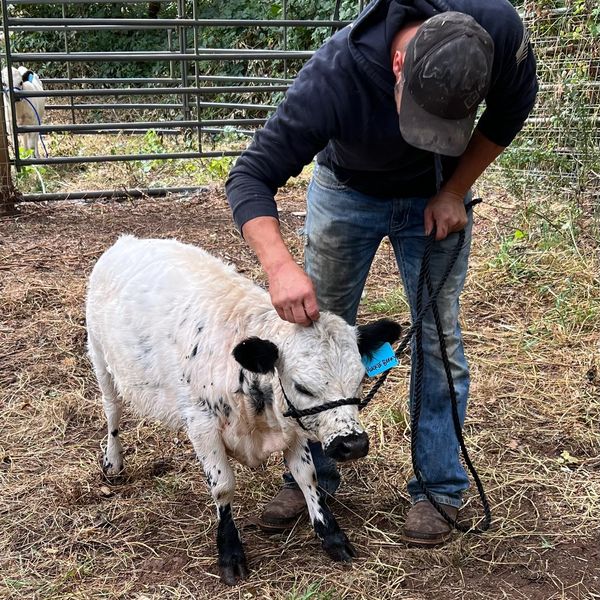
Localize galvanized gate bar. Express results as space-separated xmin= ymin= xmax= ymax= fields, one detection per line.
xmin=12 ymin=86 xmax=289 ymax=98
xmin=19 ymin=150 xmax=243 ymax=165
xmin=22 ymin=186 xmax=210 ymax=202
xmin=12 ymin=50 xmax=315 ymax=61
xmin=9 ymin=18 xmax=348 ymax=27
xmin=43 ymin=76 xmax=293 ymax=84
xmin=19 ymin=118 xmax=268 ymax=133
xmin=44 ymin=102 xmax=277 ymax=111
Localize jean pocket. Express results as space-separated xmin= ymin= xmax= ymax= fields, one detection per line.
xmin=313 ymin=164 xmax=350 ymax=192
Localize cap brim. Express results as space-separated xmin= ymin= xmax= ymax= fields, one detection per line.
xmin=398 ymin=84 xmax=475 ymax=157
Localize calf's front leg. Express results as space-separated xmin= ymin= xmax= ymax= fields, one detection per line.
xmin=284 ymin=439 xmax=357 ymax=562
xmin=187 ymin=423 xmax=248 ymax=585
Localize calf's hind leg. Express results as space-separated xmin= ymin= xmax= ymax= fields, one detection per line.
xmin=88 ymin=335 xmax=124 ymax=475
xmin=187 ymin=421 xmax=248 ymax=585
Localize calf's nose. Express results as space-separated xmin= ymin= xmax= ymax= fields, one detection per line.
xmin=325 ymin=432 xmax=369 ymax=462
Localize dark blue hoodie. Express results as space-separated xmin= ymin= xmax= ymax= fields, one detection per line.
xmin=226 ymin=0 xmax=538 ymax=231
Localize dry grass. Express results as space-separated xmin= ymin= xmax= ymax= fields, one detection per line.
xmin=14 ymin=130 xmax=241 ymax=196
xmin=1 ymin=183 xmax=599 ymax=600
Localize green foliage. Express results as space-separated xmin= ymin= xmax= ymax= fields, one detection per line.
xmin=5 ymin=0 xmax=359 ymax=82
xmin=131 ymin=129 xmax=166 ymax=173
xmin=538 ymin=278 xmax=600 ymax=332
xmin=204 ymin=156 xmax=235 ymax=179
xmin=8 ymin=2 xmax=179 ymax=79
xmin=488 ymin=229 xmax=529 ymax=281
xmin=287 ymin=582 xmax=338 ymax=600
xmin=15 ymin=148 xmax=48 ymax=192
xmin=495 ymin=2 xmax=599 ymax=211
xmin=363 ymin=287 xmax=409 ymax=316
xmin=140 ymin=129 xmax=165 ymax=154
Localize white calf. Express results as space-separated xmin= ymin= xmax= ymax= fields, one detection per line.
xmin=86 ymin=235 xmax=400 ymax=585
xmin=1 ymin=66 xmax=46 ymax=158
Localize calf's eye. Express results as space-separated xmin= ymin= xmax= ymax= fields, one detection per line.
xmin=294 ymin=383 xmax=316 ymax=397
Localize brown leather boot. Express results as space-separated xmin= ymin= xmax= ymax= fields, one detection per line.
xmin=255 ymin=486 xmax=307 ymax=533
xmin=401 ymin=500 xmax=458 ymax=546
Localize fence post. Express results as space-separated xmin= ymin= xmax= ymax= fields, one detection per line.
xmin=0 ymin=91 xmax=20 ymax=215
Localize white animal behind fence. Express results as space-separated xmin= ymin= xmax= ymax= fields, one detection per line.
xmin=86 ymin=235 xmax=401 ymax=585
xmin=1 ymin=65 xmax=46 ymax=158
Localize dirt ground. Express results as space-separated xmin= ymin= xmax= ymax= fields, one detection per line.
xmin=1 ymin=185 xmax=599 ymax=600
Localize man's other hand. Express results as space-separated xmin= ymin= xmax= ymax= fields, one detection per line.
xmin=424 ymin=190 xmax=468 ymax=241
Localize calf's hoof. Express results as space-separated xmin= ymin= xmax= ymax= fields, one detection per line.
xmin=101 ymin=456 xmax=123 ymax=477
xmin=218 ymin=552 xmax=249 ymax=586
xmin=322 ymin=531 xmax=357 ymax=562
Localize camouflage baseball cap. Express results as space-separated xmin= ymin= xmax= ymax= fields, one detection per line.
xmin=398 ymin=12 xmax=494 ymax=156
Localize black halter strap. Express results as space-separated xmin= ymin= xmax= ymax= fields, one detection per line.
xmin=279 ymin=376 xmax=363 ymax=431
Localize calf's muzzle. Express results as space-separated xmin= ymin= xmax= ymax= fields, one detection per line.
xmin=325 ymin=431 xmax=369 ymax=462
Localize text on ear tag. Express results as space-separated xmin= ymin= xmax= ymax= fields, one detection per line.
xmin=361 ymin=342 xmax=398 ymax=377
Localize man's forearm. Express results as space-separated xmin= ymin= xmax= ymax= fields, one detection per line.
xmin=241 ymin=215 xmax=320 ymax=325
xmin=241 ymin=216 xmax=297 ymax=276
xmin=442 ymin=128 xmax=505 ymax=196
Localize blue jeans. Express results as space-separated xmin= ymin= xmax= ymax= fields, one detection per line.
xmin=284 ymin=164 xmax=471 ymax=508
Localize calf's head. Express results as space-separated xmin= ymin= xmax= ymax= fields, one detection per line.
xmin=232 ymin=314 xmax=401 ymax=462
xmin=1 ymin=67 xmax=34 ymax=93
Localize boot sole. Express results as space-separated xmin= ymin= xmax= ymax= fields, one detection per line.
xmin=399 ymin=531 xmax=452 ymax=547
xmin=250 ymin=511 xmax=307 ymax=534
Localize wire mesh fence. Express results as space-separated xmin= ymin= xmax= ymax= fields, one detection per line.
xmin=492 ymin=2 xmax=599 ymax=204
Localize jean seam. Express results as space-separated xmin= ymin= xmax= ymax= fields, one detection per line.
xmin=313 ymin=164 xmax=350 ymax=193
xmin=412 ymin=493 xmax=463 ymax=509
xmin=389 ymin=196 xmax=411 ymax=233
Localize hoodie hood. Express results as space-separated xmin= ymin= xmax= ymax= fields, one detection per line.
xmin=348 ymin=0 xmax=446 ymax=96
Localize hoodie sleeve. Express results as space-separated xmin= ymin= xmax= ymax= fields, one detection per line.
xmin=475 ymin=8 xmax=538 ymax=147
xmin=225 ymin=48 xmax=341 ymax=232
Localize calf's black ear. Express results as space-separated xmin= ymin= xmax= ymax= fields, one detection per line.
xmin=357 ymin=318 xmax=402 ymax=358
xmin=233 ymin=337 xmax=279 ymax=374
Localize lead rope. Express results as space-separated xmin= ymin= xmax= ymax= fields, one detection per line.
xmin=412 ymin=213 xmax=492 ymax=533
xmin=280 ymin=195 xmax=492 ymax=533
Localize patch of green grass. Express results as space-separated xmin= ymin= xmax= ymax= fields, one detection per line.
xmin=487 ymin=228 xmax=530 ymax=280
xmin=383 ymin=406 xmax=407 ymax=428
xmin=14 ymin=148 xmax=50 ymax=193
xmin=287 ymin=582 xmax=338 ymax=600
xmin=362 ymin=287 xmax=408 ymax=315
xmin=537 ymin=278 xmax=600 ymax=334
xmin=3 ymin=577 xmax=35 ymax=590
xmin=204 ymin=155 xmax=235 ymax=180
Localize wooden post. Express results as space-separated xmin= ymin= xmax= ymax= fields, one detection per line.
xmin=0 ymin=90 xmax=20 ymax=216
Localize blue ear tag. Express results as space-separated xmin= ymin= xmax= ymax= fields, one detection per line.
xmin=361 ymin=342 xmax=399 ymax=377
